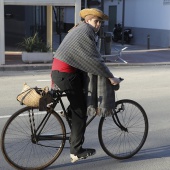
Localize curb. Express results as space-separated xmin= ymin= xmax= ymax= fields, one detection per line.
xmin=1 ymin=62 xmax=170 ymax=71
xmin=123 ymin=48 xmax=170 ymax=53
xmin=0 ymin=64 xmax=52 ymax=71
xmin=106 ymin=62 xmax=170 ymax=67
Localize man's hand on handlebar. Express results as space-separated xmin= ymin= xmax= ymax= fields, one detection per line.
xmin=108 ymin=77 xmax=124 ymax=85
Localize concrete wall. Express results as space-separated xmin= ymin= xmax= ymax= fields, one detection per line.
xmin=131 ymin=27 xmax=170 ymax=48
xmin=125 ymin=0 xmax=170 ymax=29
xmin=125 ymin=0 xmax=170 ymax=47
xmin=104 ymin=0 xmax=170 ymax=47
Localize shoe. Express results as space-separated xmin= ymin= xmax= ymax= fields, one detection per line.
xmin=70 ymin=148 xmax=96 ymax=163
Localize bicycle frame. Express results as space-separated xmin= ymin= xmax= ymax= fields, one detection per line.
xmin=52 ymin=90 xmax=99 ymax=129
xmin=29 ymin=109 xmax=65 ymax=143
xmin=29 ymin=89 xmax=127 ymax=143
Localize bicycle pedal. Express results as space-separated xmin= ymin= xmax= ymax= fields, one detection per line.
xmin=59 ymin=111 xmax=65 ymax=117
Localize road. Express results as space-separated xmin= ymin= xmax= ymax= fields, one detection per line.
xmin=0 ymin=65 xmax=170 ymax=170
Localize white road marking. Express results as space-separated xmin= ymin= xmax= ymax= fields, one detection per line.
xmin=0 ymin=110 xmax=63 ymax=119
xmin=0 ymin=115 xmax=11 ymax=119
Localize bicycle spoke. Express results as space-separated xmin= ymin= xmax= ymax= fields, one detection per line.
xmin=98 ymin=99 xmax=148 ymax=159
xmin=1 ymin=107 xmax=66 ymax=170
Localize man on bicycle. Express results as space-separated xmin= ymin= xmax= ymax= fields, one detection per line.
xmin=51 ymin=8 xmax=121 ymax=163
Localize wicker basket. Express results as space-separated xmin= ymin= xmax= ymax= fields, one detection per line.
xmin=17 ymin=83 xmax=45 ymax=107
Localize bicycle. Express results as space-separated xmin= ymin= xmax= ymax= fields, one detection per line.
xmin=1 ymin=83 xmax=149 ymax=170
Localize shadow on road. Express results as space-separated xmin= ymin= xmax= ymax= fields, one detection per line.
xmin=123 ymin=145 xmax=170 ymax=163
xmin=47 ymin=144 xmax=170 ymax=169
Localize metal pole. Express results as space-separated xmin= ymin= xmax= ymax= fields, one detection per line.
xmin=147 ymin=34 xmax=150 ymax=49
xmin=99 ymin=0 xmax=105 ymax=54
xmin=59 ymin=7 xmax=62 ymax=44
xmin=84 ymin=0 xmax=87 ymax=8
xmin=121 ymin=0 xmax=125 ymax=45
xmin=47 ymin=6 xmax=52 ymax=51
xmin=0 ymin=0 xmax=5 ymax=64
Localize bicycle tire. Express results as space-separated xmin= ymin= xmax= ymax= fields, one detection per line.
xmin=1 ymin=107 xmax=66 ymax=170
xmin=98 ymin=99 xmax=148 ymax=160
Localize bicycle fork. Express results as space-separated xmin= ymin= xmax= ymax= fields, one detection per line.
xmin=112 ymin=103 xmax=128 ymax=132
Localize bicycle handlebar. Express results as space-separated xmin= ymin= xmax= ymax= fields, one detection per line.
xmin=119 ymin=77 xmax=124 ymax=81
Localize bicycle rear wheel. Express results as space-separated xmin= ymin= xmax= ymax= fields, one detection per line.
xmin=1 ymin=107 xmax=66 ymax=170
xmin=98 ymin=99 xmax=148 ymax=160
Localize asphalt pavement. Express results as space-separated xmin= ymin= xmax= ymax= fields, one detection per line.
xmin=1 ymin=43 xmax=170 ymax=71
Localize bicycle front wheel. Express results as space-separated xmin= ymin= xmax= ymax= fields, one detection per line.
xmin=98 ymin=99 xmax=148 ymax=160
xmin=1 ymin=107 xmax=66 ymax=170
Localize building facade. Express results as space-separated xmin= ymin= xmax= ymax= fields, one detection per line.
xmin=104 ymin=0 xmax=170 ymax=47
xmin=0 ymin=0 xmax=81 ymax=65
xmin=4 ymin=0 xmax=87 ymax=50
xmin=56 ymin=0 xmax=170 ymax=48
xmin=3 ymin=0 xmax=170 ymax=50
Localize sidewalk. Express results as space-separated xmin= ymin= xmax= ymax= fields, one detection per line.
xmin=1 ymin=43 xmax=170 ymax=71
xmin=105 ymin=43 xmax=170 ymax=65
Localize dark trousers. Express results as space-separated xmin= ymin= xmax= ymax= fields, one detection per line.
xmin=51 ymin=70 xmax=87 ymax=154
